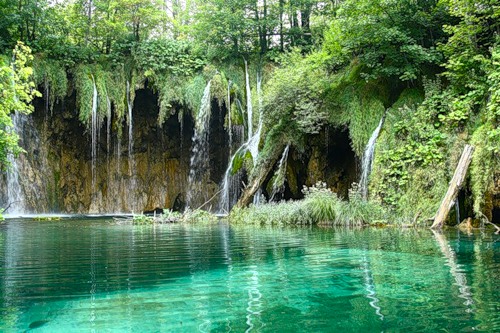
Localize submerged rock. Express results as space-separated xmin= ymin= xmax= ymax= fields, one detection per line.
xmin=28 ymin=320 xmax=49 ymax=330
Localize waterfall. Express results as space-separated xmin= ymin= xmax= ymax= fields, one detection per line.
xmin=236 ymin=99 xmax=245 ymax=140
xmin=218 ymin=68 xmax=264 ymax=211
xmin=219 ymin=153 xmax=238 ymax=214
xmin=186 ymin=80 xmax=212 ymax=209
xmin=270 ymin=144 xmax=290 ymax=201
xmin=455 ymin=200 xmax=461 ymax=225
xmin=126 ymin=80 xmax=134 ymax=164
xmin=218 ymin=126 xmax=245 ymax=214
xmin=106 ymin=95 xmax=112 ymax=154
xmin=126 ymin=80 xmax=137 ymax=212
xmin=248 ymin=71 xmax=263 ymax=165
xmin=91 ymin=76 xmax=98 ymax=192
xmin=4 ymin=112 xmax=26 ymax=215
xmin=251 ymin=70 xmax=264 ymax=206
xmin=227 ymin=80 xmax=232 ymax=154
xmin=359 ymin=116 xmax=384 ymax=199
xmin=245 ymin=60 xmax=253 ymax=140
xmin=218 ymin=81 xmax=234 ymax=214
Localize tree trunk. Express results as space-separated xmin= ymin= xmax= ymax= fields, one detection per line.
xmin=301 ymin=4 xmax=312 ymax=45
xmin=236 ymin=145 xmax=284 ymax=207
xmin=261 ymin=0 xmax=268 ymax=54
xmin=279 ymin=0 xmax=284 ymax=51
xmin=86 ymin=0 xmax=93 ymax=45
xmin=431 ymin=144 xmax=475 ymax=229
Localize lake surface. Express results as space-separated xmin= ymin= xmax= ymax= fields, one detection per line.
xmin=0 ymin=218 xmax=499 ymax=332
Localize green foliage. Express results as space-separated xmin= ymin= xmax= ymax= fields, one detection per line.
xmin=470 ymin=126 xmax=497 ymax=214
xmin=0 ymin=42 xmax=40 ymax=169
xmin=469 ymin=44 xmax=500 ymax=213
xmin=33 ymin=57 xmax=68 ymax=112
xmin=230 ymin=182 xmax=386 ymax=226
xmin=264 ymin=50 xmax=329 ymax=139
xmin=371 ymin=83 xmax=448 ymax=208
xmin=156 ymin=75 xmax=193 ymax=126
xmin=230 ymin=200 xmax=313 ymax=226
xmin=132 ymin=214 xmax=155 ymax=224
xmin=73 ymin=64 xmax=131 ymax=131
xmin=321 ymin=61 xmax=389 ymax=156
xmin=182 ymin=209 xmax=218 ymax=224
xmin=337 ymin=185 xmax=387 ymax=226
xmin=74 ymin=65 xmax=97 ymax=126
xmin=324 ymin=0 xmax=446 ymax=81
xmin=134 ymin=39 xmax=206 ymax=77
xmin=160 ymin=209 xmax=183 ymax=223
xmin=302 ymin=182 xmax=342 ymax=224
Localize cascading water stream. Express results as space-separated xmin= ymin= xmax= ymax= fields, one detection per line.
xmin=227 ymin=80 xmax=232 ymax=154
xmin=359 ymin=116 xmax=384 ymax=200
xmin=186 ymin=80 xmax=212 ymax=209
xmin=126 ymin=80 xmax=134 ymax=169
xmin=106 ymin=95 xmax=112 ymax=154
xmin=270 ymin=144 xmax=290 ymax=201
xmin=5 ymin=112 xmax=26 ymax=215
xmin=245 ymin=60 xmax=253 ymax=140
xmin=91 ymin=76 xmax=98 ymax=193
xmin=218 ymin=126 xmax=244 ymax=214
xmin=4 ymin=61 xmax=26 ymax=215
xmin=219 ymin=154 xmax=238 ymax=214
xmin=251 ymin=70 xmax=264 ymax=205
xmin=126 ymin=80 xmax=137 ymax=212
xmin=218 ymin=67 xmax=265 ymax=211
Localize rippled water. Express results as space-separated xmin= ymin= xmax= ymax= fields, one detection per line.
xmin=0 ymin=218 xmax=499 ymax=332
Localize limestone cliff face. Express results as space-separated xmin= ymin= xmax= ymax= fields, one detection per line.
xmin=262 ymin=128 xmax=357 ymax=201
xmin=1 ymin=86 xmax=398 ymax=216
xmin=0 ymin=87 xmax=228 ymax=214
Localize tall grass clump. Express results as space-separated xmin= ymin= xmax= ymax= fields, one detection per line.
xmin=229 ymin=182 xmax=387 ymax=226
xmin=302 ymin=182 xmax=342 ymax=224
xmin=336 ymin=184 xmax=387 ymax=226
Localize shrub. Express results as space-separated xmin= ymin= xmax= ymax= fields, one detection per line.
xmin=182 ymin=208 xmax=218 ymax=224
xmin=229 ymin=182 xmax=387 ymax=226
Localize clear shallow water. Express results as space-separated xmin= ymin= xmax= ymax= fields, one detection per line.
xmin=0 ymin=219 xmax=499 ymax=332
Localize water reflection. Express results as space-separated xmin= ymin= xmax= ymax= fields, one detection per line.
xmin=361 ymin=252 xmax=384 ymax=320
xmin=432 ymin=230 xmax=474 ymax=310
xmin=245 ymin=265 xmax=263 ymax=332
xmin=0 ymin=220 xmax=498 ymax=332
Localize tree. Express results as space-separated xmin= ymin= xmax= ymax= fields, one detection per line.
xmin=0 ymin=42 xmax=40 ymax=169
xmin=324 ymin=0 xmax=448 ymax=81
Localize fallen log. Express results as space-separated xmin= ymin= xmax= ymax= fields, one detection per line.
xmin=236 ymin=144 xmax=285 ymax=207
xmin=431 ymin=144 xmax=475 ymax=229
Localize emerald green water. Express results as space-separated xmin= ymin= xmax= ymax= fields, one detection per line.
xmin=0 ymin=219 xmax=499 ymax=332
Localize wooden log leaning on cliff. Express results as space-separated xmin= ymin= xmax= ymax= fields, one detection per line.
xmin=236 ymin=145 xmax=284 ymax=208
xmin=431 ymin=144 xmax=475 ymax=229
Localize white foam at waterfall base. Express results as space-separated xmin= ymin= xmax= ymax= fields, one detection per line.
xmin=359 ymin=116 xmax=384 ymax=199
xmin=187 ymin=81 xmax=212 ymax=208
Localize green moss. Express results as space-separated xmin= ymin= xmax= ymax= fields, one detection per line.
xmin=470 ymin=125 xmax=499 ymax=214
xmin=33 ymin=57 xmax=68 ymax=112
